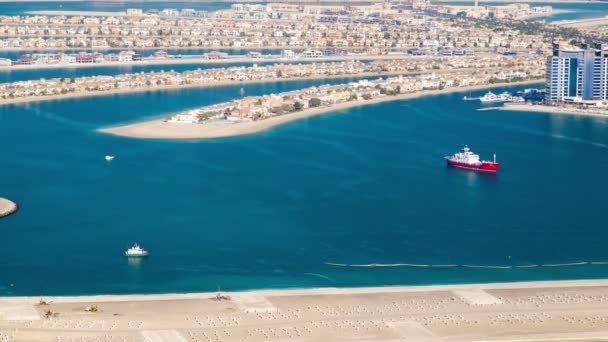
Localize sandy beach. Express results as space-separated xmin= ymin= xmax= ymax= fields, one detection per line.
xmin=555 ymin=17 xmax=608 ymax=28
xmin=99 ymin=80 xmax=543 ymax=140
xmin=3 ymin=279 xmax=608 ymax=341
xmin=0 ymin=197 xmax=17 ymax=218
xmin=499 ymin=103 xmax=608 ymax=118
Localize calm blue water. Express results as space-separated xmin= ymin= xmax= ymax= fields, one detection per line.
xmin=0 ymin=1 xmax=233 ymax=16
xmin=1 ymin=81 xmax=608 ymax=296
xmin=445 ymin=2 xmax=608 ymax=22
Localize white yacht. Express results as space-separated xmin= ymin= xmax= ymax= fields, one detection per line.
xmin=479 ymin=91 xmax=511 ymax=103
xmin=105 ymin=155 xmax=115 ymax=162
xmin=125 ymin=243 xmax=148 ymax=257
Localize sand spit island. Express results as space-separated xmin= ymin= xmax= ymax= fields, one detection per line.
xmin=100 ymin=72 xmax=543 ymax=140
xmin=497 ymin=103 xmax=608 ymax=117
xmin=0 ymin=55 xmax=544 ymax=106
xmin=0 ymin=197 xmax=17 ymax=218
xmin=3 ymin=280 xmax=608 ymax=341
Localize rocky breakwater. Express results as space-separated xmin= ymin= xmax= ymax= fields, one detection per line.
xmin=0 ymin=197 xmax=18 ymax=218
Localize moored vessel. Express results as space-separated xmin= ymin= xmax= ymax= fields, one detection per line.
xmin=125 ymin=243 xmax=148 ymax=257
xmin=445 ymin=146 xmax=499 ymax=173
xmin=479 ymin=91 xmax=524 ymax=104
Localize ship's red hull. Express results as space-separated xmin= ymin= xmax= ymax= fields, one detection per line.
xmin=447 ymin=159 xmax=499 ymax=173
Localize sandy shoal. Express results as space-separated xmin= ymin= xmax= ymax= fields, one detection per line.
xmin=499 ymin=103 xmax=608 ymax=118
xmin=99 ymin=79 xmax=543 ymax=140
xmin=0 ymin=197 xmax=17 ymax=217
xmin=555 ymin=17 xmax=608 ymax=28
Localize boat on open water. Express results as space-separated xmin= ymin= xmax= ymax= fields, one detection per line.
xmin=445 ymin=146 xmax=499 ymax=173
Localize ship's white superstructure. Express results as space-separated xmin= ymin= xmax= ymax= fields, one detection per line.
xmin=125 ymin=243 xmax=148 ymax=257
xmin=479 ymin=91 xmax=524 ymax=104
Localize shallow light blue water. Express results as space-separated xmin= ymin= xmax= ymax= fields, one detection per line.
xmin=2 ymin=81 xmax=608 ymax=296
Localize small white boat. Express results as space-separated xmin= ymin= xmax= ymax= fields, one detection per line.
xmin=125 ymin=243 xmax=148 ymax=257
xmin=105 ymin=155 xmax=115 ymax=162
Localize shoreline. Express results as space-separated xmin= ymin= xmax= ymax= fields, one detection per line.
xmin=2 ymin=278 xmax=608 ymax=303
xmin=498 ymin=103 xmax=608 ymax=118
xmin=5 ymin=278 xmax=608 ymax=341
xmin=99 ymin=79 xmax=543 ymax=140
xmin=0 ymin=70 xmax=414 ymax=107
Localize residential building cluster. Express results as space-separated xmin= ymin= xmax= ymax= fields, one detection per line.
xmin=0 ymin=55 xmax=544 ymax=101
xmin=0 ymin=3 xmax=548 ymax=52
xmin=545 ymin=44 xmax=608 ymax=104
xmin=432 ymin=3 xmax=553 ymax=20
xmin=167 ymin=70 xmax=541 ymax=125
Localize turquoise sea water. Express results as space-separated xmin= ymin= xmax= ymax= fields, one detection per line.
xmin=2 ymin=81 xmax=608 ymax=296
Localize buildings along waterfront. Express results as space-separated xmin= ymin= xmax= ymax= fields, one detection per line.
xmin=546 ymin=44 xmax=608 ymax=104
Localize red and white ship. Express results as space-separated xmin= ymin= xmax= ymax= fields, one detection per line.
xmin=445 ymin=146 xmax=499 ymax=173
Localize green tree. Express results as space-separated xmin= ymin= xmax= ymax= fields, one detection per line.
xmin=308 ymin=98 xmax=321 ymax=107
xmin=293 ymin=101 xmax=303 ymax=111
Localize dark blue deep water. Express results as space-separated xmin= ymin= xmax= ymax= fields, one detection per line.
xmin=1 ymin=81 xmax=608 ymax=296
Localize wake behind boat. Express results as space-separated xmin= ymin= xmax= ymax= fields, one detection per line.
xmin=445 ymin=146 xmax=499 ymax=173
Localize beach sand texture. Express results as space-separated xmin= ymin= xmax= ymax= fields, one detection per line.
xmin=500 ymin=103 xmax=608 ymax=117
xmin=0 ymin=197 xmax=17 ymax=218
xmin=3 ymin=280 xmax=608 ymax=341
xmin=100 ymin=80 xmax=543 ymax=140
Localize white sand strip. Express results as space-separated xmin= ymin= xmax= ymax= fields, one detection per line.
xmin=141 ymin=330 xmax=187 ymax=342
xmin=231 ymin=294 xmax=278 ymax=313
xmin=387 ymin=320 xmax=436 ymax=340
xmin=100 ymin=80 xmax=543 ymax=140
xmin=452 ymin=289 xmax=503 ymax=305
xmin=499 ymin=103 xmax=608 ymax=118
xmin=0 ymin=300 xmax=40 ymax=320
xmin=4 ymin=279 xmax=608 ymax=306
xmin=0 ymin=197 xmax=17 ymax=218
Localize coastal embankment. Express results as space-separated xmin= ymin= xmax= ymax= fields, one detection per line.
xmin=99 ymin=80 xmax=543 ymax=140
xmin=3 ymin=280 xmax=608 ymax=341
xmin=498 ymin=103 xmax=608 ymax=117
xmin=0 ymin=197 xmax=17 ymax=218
